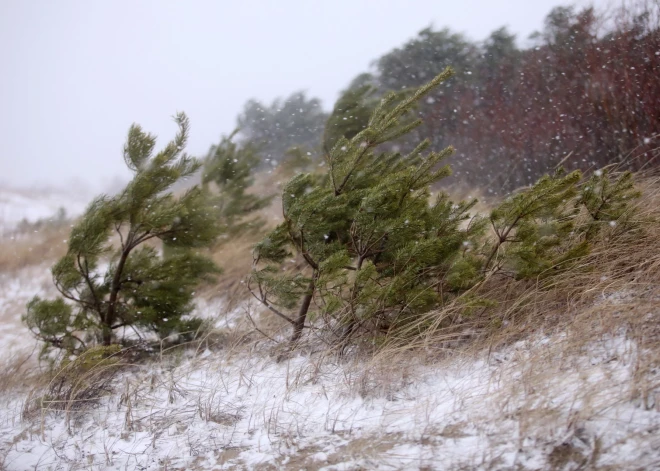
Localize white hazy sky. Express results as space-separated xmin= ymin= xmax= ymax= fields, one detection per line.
xmin=1 ymin=0 xmax=606 ymax=189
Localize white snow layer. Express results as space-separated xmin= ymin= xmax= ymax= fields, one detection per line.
xmin=1 ymin=335 xmax=659 ymax=469
xmin=0 ymin=268 xmax=658 ymax=470
xmin=0 ymin=187 xmax=88 ymax=232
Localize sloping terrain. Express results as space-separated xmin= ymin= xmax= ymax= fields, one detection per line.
xmin=0 ymin=186 xmax=90 ymax=234
xmin=1 ymin=177 xmax=659 ymax=470
xmin=1 ymin=268 xmax=658 ymax=470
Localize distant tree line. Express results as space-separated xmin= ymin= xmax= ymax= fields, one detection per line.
xmin=24 ymin=1 xmax=653 ymax=360
xmin=237 ymin=3 xmax=660 ymax=193
xmin=26 ymin=69 xmax=641 ymax=357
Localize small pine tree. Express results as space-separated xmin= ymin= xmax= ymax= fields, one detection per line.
xmin=483 ymin=168 xmax=584 ymax=278
xmin=201 ymin=131 xmax=271 ymax=236
xmin=577 ymin=168 xmax=641 ymax=239
xmin=481 ymin=167 xmax=641 ymax=280
xmin=24 ymin=113 xmax=221 ymax=356
xmin=250 ymin=67 xmax=484 ymax=344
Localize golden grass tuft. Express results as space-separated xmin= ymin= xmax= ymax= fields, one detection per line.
xmin=0 ymin=225 xmax=70 ymax=273
xmin=362 ymin=172 xmax=660 ymax=409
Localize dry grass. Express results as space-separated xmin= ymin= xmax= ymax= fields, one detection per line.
xmin=0 ymin=350 xmax=43 ymax=396
xmin=206 ymin=229 xmax=267 ymax=296
xmin=376 ymin=171 xmax=660 ymax=355
xmin=2 ymin=170 xmax=659 ymax=470
xmin=0 ymin=225 xmax=70 ymax=273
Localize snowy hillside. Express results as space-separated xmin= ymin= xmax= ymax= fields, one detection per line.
xmin=0 ymin=266 xmax=55 ymax=356
xmin=0 ymin=186 xmax=91 ymax=233
xmin=0 ymin=175 xmax=658 ymax=470
xmin=1 ymin=325 xmax=659 ymax=469
xmin=1 ymin=264 xmax=659 ymax=470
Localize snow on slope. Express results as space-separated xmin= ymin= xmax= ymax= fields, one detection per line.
xmin=1 ymin=295 xmax=659 ymax=470
xmin=1 ymin=259 xmax=659 ymax=470
xmin=0 ymin=186 xmax=90 ymax=233
xmin=0 ymin=265 xmax=56 ymax=356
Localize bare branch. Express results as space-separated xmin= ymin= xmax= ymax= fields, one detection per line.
xmin=247 ymin=277 xmax=296 ymax=325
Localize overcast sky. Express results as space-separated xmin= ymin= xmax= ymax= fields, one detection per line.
xmin=1 ymin=0 xmax=607 ymax=190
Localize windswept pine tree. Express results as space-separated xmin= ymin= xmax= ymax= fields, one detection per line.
xmin=577 ymin=168 xmax=641 ymax=240
xmin=201 ymin=131 xmax=271 ymax=236
xmin=480 ymin=167 xmax=641 ymax=280
xmin=249 ymin=67 xmax=642 ymax=347
xmin=24 ymin=113 xmax=221 ymax=356
xmin=483 ymin=168 xmax=585 ymax=278
xmin=250 ymin=67 xmax=484 ymax=345
xmin=322 ymin=81 xmax=377 ymax=153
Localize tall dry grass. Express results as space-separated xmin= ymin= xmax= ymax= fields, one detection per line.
xmin=0 ymin=225 xmax=70 ymax=273
xmin=356 ymin=171 xmax=660 ymax=415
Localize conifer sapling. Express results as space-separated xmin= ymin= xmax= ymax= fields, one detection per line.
xmin=250 ymin=67 xmax=483 ymax=345
xmin=24 ymin=113 xmax=221 ymax=356
xmin=201 ymin=131 xmax=271 ymax=237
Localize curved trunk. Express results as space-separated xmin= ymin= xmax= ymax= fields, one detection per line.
xmin=102 ymin=247 xmax=131 ymax=346
xmin=290 ymin=279 xmax=315 ymax=343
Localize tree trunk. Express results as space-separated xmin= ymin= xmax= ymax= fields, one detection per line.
xmin=103 ymin=247 xmax=131 ymax=346
xmin=101 ymin=326 xmax=113 ymax=347
xmin=338 ymin=319 xmax=357 ymax=356
xmin=290 ymin=279 xmax=315 ymax=343
xmin=338 ymin=255 xmax=363 ymax=352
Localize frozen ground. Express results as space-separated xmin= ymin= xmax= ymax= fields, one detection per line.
xmin=0 ymin=265 xmax=659 ymax=470
xmin=0 ymin=265 xmax=55 ymax=356
xmin=0 ymin=187 xmax=90 ymax=233
xmin=1 ymin=331 xmax=659 ymax=470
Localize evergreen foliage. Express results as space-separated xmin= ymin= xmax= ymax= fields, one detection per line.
xmin=323 ymin=82 xmax=377 ymax=153
xmin=250 ymin=67 xmax=484 ymax=344
xmin=482 ymin=168 xmax=641 ymax=280
xmin=24 ymin=113 xmax=221 ymax=357
xmin=237 ymin=92 xmax=328 ymax=164
xmin=250 ymin=69 xmax=641 ymax=347
xmin=376 ymin=27 xmax=478 ymax=91
xmin=577 ymin=168 xmax=641 ymax=239
xmin=484 ymin=169 xmax=584 ymax=278
xmin=201 ymin=132 xmax=271 ymax=236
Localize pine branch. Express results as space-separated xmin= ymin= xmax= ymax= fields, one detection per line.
xmin=247 ymin=277 xmax=296 ymax=326
xmin=77 ymin=254 xmax=103 ymax=316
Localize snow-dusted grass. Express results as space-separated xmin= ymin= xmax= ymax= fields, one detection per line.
xmin=2 ymin=175 xmax=660 ymax=470
xmin=1 ymin=298 xmax=659 ymax=470
xmin=0 ymin=187 xmax=89 ymax=234
xmin=0 ymin=265 xmax=56 ymax=356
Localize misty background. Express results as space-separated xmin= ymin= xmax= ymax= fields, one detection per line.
xmin=0 ymin=0 xmax=607 ymax=192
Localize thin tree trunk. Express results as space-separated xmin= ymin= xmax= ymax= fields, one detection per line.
xmin=103 ymin=247 xmax=131 ymax=346
xmin=338 ymin=254 xmax=364 ymax=352
xmin=290 ymin=279 xmax=315 ymax=343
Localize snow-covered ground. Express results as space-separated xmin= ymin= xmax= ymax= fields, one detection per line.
xmin=0 ymin=265 xmax=55 ymax=356
xmin=1 ymin=265 xmax=658 ymax=470
xmin=1 ymin=329 xmax=658 ymax=470
xmin=0 ymin=186 xmax=91 ymax=233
